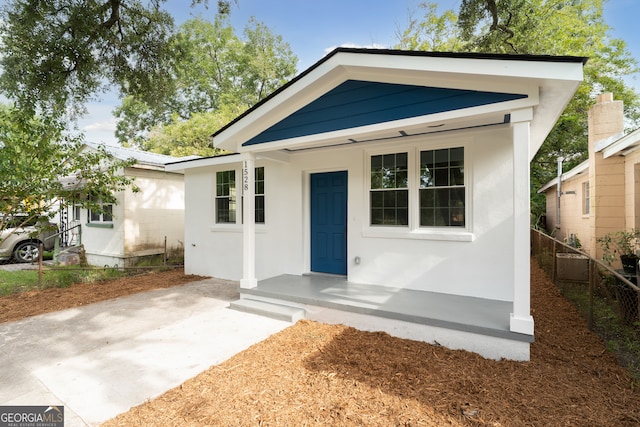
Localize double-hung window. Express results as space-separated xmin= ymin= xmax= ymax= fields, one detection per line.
xmin=216 ymin=167 xmax=265 ymax=224
xmin=368 ymin=145 xmax=467 ymax=234
xmin=370 ymin=153 xmax=409 ymax=226
xmin=255 ymin=167 xmax=265 ymax=224
xmin=216 ymin=170 xmax=236 ymax=223
xmin=419 ymin=147 xmax=465 ymax=227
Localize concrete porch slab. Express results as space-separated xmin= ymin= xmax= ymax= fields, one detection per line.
xmin=242 ymin=274 xmax=533 ymax=344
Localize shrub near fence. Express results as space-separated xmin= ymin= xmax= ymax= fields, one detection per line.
xmin=531 ymin=228 xmax=640 ymax=380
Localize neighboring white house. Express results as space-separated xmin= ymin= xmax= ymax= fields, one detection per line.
xmin=167 ymin=48 xmax=585 ymax=360
xmin=61 ymin=142 xmax=193 ymax=267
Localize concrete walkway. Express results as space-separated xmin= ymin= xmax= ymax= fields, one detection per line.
xmin=0 ymin=278 xmax=291 ymax=426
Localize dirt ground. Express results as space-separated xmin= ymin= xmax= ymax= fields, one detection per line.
xmin=0 ymin=269 xmax=207 ymax=324
xmin=2 ymin=263 xmax=640 ymax=426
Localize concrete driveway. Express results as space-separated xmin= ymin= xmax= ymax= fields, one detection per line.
xmin=0 ymin=278 xmax=291 ymax=426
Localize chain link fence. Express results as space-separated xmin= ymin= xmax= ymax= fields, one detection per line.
xmin=531 ymin=228 xmax=640 ymax=379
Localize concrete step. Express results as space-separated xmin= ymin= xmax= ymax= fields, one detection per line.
xmin=228 ymin=298 xmax=306 ymax=323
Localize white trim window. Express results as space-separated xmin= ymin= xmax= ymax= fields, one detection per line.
xmin=419 ymin=147 xmax=465 ymax=227
xmin=88 ymin=196 xmax=113 ymax=223
xmin=240 ymin=167 xmax=266 ymax=224
xmin=216 ymin=170 xmax=237 ymax=223
xmin=255 ymin=167 xmax=265 ymax=224
xmin=216 ymin=167 xmax=265 ymax=225
xmin=370 ymin=153 xmax=409 ymax=226
xmin=367 ymin=142 xmax=470 ymax=241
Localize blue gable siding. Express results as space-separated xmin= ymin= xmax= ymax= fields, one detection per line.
xmin=242 ymin=80 xmax=527 ymax=146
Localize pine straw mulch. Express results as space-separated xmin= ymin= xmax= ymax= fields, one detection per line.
xmin=101 ymin=259 xmax=640 ymax=427
xmin=0 ymin=268 xmax=206 ymax=324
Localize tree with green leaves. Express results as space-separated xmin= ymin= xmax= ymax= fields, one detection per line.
xmin=115 ymin=15 xmax=298 ymax=156
xmin=0 ymin=0 xmax=232 ymax=119
xmin=0 ymin=106 xmax=137 ymax=246
xmin=0 ymin=1 xmax=235 ymax=245
xmin=398 ymin=0 xmax=640 ymax=223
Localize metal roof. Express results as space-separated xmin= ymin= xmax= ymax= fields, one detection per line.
xmin=84 ymin=142 xmax=199 ymax=167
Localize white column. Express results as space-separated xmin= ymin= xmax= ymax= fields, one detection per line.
xmin=510 ymin=115 xmax=534 ymax=335
xmin=241 ymin=154 xmax=257 ymax=289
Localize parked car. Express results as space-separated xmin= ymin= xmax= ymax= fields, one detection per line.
xmin=0 ymin=216 xmax=58 ymax=263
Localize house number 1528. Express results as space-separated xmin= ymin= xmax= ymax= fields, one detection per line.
xmin=243 ymin=161 xmax=249 ymax=192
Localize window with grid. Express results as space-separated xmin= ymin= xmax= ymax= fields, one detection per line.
xmin=419 ymin=147 xmax=465 ymax=227
xmin=255 ymin=167 xmax=265 ymax=224
xmin=216 ymin=170 xmax=236 ymax=223
xmin=370 ymin=152 xmax=409 ymax=226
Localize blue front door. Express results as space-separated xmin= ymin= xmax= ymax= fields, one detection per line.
xmin=311 ymin=171 xmax=348 ymax=275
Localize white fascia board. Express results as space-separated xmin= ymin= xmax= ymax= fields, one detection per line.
xmin=537 ymin=160 xmax=589 ymax=193
xmin=165 ymin=153 xmax=244 ymax=172
xmin=338 ymin=51 xmax=584 ymax=83
xmin=601 ymin=128 xmax=640 ymax=158
xmin=165 ymin=151 xmax=291 ymax=172
xmin=595 ymin=133 xmax=625 ymax=153
xmin=561 ymin=159 xmax=589 ymax=181
xmin=528 ymin=79 xmax=582 ymax=160
xmin=537 ymin=177 xmax=559 ymax=193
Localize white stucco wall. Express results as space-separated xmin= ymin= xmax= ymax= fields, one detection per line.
xmin=80 ymin=167 xmax=185 ymax=266
xmin=123 ymin=168 xmax=185 ymax=256
xmin=82 ymin=192 xmax=126 ymax=266
xmin=183 ymin=125 xmax=517 ymax=302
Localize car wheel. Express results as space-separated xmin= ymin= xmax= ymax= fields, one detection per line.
xmin=13 ymin=241 xmax=40 ymax=263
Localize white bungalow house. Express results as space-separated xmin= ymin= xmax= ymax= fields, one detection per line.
xmin=60 ymin=142 xmax=193 ymax=267
xmin=167 ymin=48 xmax=585 ymax=361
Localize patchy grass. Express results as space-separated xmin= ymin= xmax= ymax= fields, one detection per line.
xmin=0 ymin=267 xmax=126 ymax=296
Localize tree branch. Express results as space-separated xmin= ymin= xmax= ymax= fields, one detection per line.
xmin=485 ymin=0 xmax=517 ymax=52
xmin=102 ymin=0 xmax=121 ymax=30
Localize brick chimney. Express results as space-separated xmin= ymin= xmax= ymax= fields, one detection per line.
xmin=588 ymin=93 xmax=625 ymax=258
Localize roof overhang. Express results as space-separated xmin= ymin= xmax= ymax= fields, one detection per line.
xmin=601 ymin=128 xmax=640 ymax=158
xmin=213 ymin=48 xmax=585 ymax=161
xmin=165 ymin=151 xmax=291 ymax=173
xmin=538 ymin=160 xmax=589 ymax=193
xmin=166 ymin=153 xmax=243 ymax=172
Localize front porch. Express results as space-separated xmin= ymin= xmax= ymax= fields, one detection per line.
xmin=236 ymin=274 xmax=534 ymax=361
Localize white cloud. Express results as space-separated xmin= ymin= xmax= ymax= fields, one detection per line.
xmin=82 ymin=118 xmax=118 ymax=132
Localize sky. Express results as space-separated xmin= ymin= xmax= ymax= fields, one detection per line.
xmin=78 ymin=0 xmax=640 ymax=146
